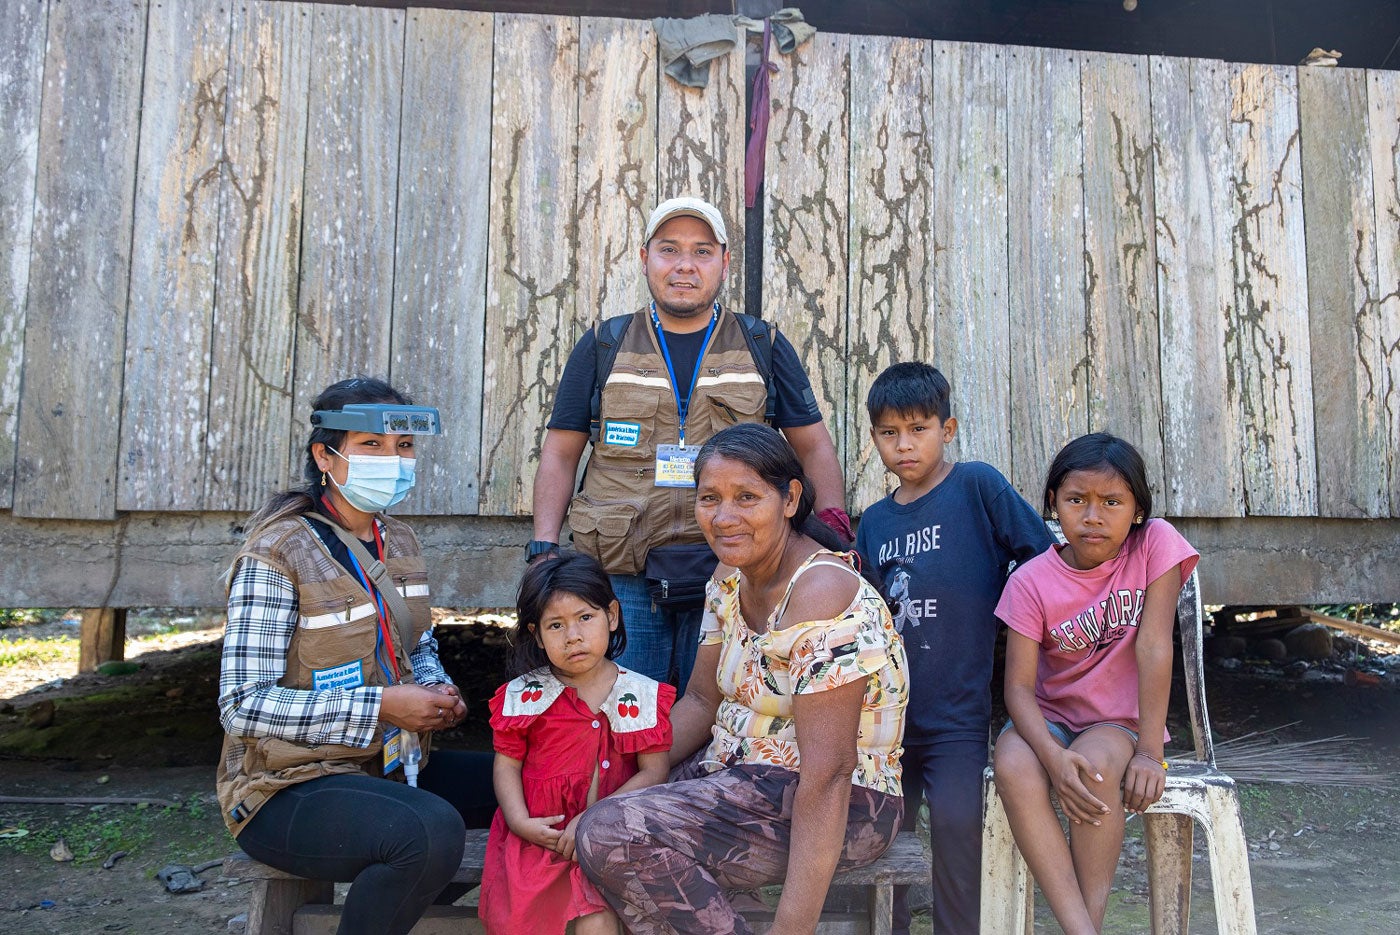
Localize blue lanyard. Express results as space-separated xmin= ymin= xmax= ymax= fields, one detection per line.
xmin=651 ymin=302 xmax=719 ymax=447
xmin=344 ymin=543 xmax=397 ymax=684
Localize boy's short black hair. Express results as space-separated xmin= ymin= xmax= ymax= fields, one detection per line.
xmin=866 ymin=362 xmax=951 ymax=422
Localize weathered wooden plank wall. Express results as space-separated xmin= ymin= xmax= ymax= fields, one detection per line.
xmin=119 ymin=0 xmax=231 ymax=511
xmin=391 ymin=8 xmax=493 ymax=516
xmin=930 ymin=41 xmax=1010 ymax=476
xmin=2 ymin=1 xmax=1399 ymax=550
xmin=1299 ymin=66 xmax=1387 ymax=519
xmin=1006 ymin=47 xmax=1087 ymax=499
xmin=1369 ymin=69 xmax=1400 ymax=516
xmin=205 ymin=1 xmax=310 ymax=511
xmin=1152 ymin=57 xmax=1244 ymax=518
xmin=762 ymin=32 xmax=849 ymax=485
xmin=844 ymin=35 xmax=932 ymax=511
xmin=12 ymin=0 xmax=146 ymax=520
xmin=0 ymin=0 xmax=46 ymax=512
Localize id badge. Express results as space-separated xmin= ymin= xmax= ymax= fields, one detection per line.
xmin=654 ymin=444 xmax=697 ymax=488
xmin=382 ymin=726 xmax=402 ymax=774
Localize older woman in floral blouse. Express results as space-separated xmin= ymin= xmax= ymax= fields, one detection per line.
xmin=576 ymin=423 xmax=908 ymax=935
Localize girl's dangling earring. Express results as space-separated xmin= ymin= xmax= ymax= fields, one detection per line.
xmin=321 ymin=471 xmax=328 ymax=487
xmin=1050 ymin=510 xmax=1059 ymax=521
xmin=1135 ymin=514 xmax=1144 ymax=524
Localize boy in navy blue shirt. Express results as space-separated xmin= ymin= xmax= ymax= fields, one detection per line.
xmin=855 ymin=362 xmax=1052 ymax=935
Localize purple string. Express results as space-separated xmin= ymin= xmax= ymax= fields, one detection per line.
xmin=745 ymin=18 xmax=778 ymax=209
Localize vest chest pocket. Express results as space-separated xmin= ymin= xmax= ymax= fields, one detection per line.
xmin=697 ymin=380 xmax=768 ymax=439
xmin=598 ymin=387 xmax=666 ymax=459
xmin=297 ymin=607 xmax=377 ymax=676
xmin=568 ymin=494 xmax=648 ymax=576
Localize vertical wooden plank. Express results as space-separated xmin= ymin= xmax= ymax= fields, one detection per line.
xmin=762 ymin=33 xmax=849 ymax=495
xmin=205 ymin=0 xmax=311 ymax=510
xmin=118 ymin=0 xmax=230 ymax=511
xmin=575 ymin=17 xmax=656 ymax=321
xmin=390 ymin=9 xmax=493 ymax=516
xmin=1006 ymin=46 xmax=1086 ymax=501
xmin=1299 ymin=66 xmax=1387 ymax=518
xmin=1227 ymin=63 xmax=1316 ymax=516
xmin=290 ymin=3 xmax=404 ymax=472
xmin=1151 ymin=56 xmax=1243 ymax=517
xmin=930 ymin=41 xmax=1010 ymax=474
xmin=845 ymin=36 xmax=932 ymax=510
xmin=1369 ymin=69 xmax=1400 ymax=516
xmin=657 ymin=26 xmax=745 ymax=305
xmin=0 ymin=0 xmax=47 ymax=509
xmin=79 ymin=607 xmax=127 ymax=672
xmin=1081 ymin=52 xmax=1165 ymax=502
xmin=13 ymin=0 xmax=146 ymax=519
xmin=479 ymin=13 xmax=579 ymax=515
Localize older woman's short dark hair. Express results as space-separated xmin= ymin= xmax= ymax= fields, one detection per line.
xmin=695 ymin=424 xmax=815 ymax=534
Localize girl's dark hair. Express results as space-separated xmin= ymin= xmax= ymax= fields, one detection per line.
xmin=509 ymin=551 xmax=627 ymax=677
xmin=1043 ymin=432 xmax=1153 ymax=529
xmin=244 ymin=377 xmax=411 ymax=537
xmin=695 ymin=423 xmax=885 ymax=595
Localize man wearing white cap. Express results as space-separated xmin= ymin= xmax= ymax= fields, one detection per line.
xmin=526 ymin=196 xmax=848 ymax=689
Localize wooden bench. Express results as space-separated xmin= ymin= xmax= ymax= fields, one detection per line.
xmin=224 ymin=828 xmax=928 ymax=935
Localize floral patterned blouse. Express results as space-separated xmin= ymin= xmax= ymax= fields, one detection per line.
xmin=699 ymin=550 xmax=908 ymax=796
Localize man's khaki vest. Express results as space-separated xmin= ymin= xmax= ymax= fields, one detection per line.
xmin=570 ymin=306 xmax=769 ymax=574
xmin=216 ymin=512 xmax=432 ymax=836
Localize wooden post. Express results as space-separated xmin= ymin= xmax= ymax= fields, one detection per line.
xmin=78 ymin=607 xmax=126 ymax=672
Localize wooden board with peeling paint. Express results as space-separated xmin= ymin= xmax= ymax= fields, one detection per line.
xmin=1368 ymin=68 xmax=1400 ymax=517
xmin=0 ymin=0 xmax=47 ymax=510
xmin=1299 ymin=66 xmax=1387 ymax=519
xmin=1227 ymin=63 xmax=1316 ymax=516
xmin=119 ymin=0 xmax=231 ymax=512
xmin=13 ymin=0 xmax=146 ymax=519
xmin=1006 ymin=46 xmax=1086 ymax=501
xmin=930 ymin=40 xmax=1010 ymax=475
xmin=657 ymin=26 xmax=746 ymax=306
xmin=1081 ymin=51 xmax=1165 ymax=503
xmin=479 ymin=13 xmax=580 ymax=516
xmin=290 ymin=3 xmax=404 ymax=479
xmin=761 ymin=32 xmax=849 ymax=481
xmin=390 ymin=8 xmax=492 ymax=516
xmin=576 ymin=17 xmax=656 ymax=323
xmin=1151 ymin=56 xmax=1243 ymax=517
xmin=205 ymin=0 xmax=311 ymax=510
xmin=845 ymin=35 xmax=932 ymax=510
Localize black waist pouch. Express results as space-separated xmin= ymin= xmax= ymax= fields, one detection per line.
xmin=643 ymin=542 xmax=719 ymax=609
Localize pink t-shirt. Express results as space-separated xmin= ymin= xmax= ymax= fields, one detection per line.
xmin=995 ymin=519 xmax=1198 ymax=738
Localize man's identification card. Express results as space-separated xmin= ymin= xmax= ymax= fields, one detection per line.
xmin=382 ymin=726 xmax=402 ymax=774
xmin=654 ymin=444 xmax=697 ymax=487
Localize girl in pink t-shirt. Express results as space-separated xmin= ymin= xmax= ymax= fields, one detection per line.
xmin=993 ymin=433 xmax=1198 ymax=935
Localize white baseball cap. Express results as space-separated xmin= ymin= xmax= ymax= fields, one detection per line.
xmin=644 ymin=196 xmax=728 ymax=247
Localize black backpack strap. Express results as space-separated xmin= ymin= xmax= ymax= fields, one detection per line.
xmin=733 ymin=312 xmax=777 ymax=424
xmin=589 ymin=313 xmax=635 ymax=444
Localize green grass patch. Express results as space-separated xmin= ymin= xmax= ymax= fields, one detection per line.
xmin=0 ymin=794 xmax=233 ymax=865
xmin=0 ymin=635 xmax=76 ymax=668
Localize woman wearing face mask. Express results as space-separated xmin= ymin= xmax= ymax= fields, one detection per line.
xmin=216 ymin=377 xmax=495 ymax=935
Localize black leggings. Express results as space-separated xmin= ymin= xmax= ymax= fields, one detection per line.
xmin=236 ymin=750 xmax=496 ymax=935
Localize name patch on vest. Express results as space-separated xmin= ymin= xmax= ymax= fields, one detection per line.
xmin=603 ymin=421 xmax=641 ymax=447
xmin=312 ymin=660 xmax=364 ymax=691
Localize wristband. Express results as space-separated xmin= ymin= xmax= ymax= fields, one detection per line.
xmin=1133 ymin=751 xmax=1168 ymax=770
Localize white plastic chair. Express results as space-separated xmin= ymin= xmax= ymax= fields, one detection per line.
xmin=979 ymin=569 xmax=1257 ymax=934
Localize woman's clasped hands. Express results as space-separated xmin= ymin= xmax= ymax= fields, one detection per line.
xmin=381 ymin=682 xmax=467 ymax=732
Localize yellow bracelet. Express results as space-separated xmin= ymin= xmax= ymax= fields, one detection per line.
xmin=1134 ymin=751 xmax=1168 ymax=770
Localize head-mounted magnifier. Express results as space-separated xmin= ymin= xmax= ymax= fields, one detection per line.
xmin=310 ymin=404 xmax=442 ymax=436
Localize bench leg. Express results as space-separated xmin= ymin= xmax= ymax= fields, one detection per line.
xmin=246 ymin=878 xmax=333 ymax=935
xmin=866 ymin=883 xmax=893 ymax=935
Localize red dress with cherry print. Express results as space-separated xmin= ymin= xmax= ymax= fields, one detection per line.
xmin=480 ymin=666 xmax=675 ymax=934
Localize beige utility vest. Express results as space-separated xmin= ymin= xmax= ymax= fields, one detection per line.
xmin=216 ymin=512 xmax=433 ymax=836
xmin=570 ymin=306 xmax=769 ymax=574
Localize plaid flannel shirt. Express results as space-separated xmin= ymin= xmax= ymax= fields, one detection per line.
xmin=218 ymin=558 xmax=450 ymax=749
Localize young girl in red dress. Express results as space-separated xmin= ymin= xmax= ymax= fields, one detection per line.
xmin=480 ymin=551 xmax=674 ymax=935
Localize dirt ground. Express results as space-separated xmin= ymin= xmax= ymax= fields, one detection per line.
xmin=1 ymin=614 xmax=1397 ymax=934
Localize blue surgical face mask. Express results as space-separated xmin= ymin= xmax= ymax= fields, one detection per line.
xmin=327 ymin=447 xmax=416 ymax=513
